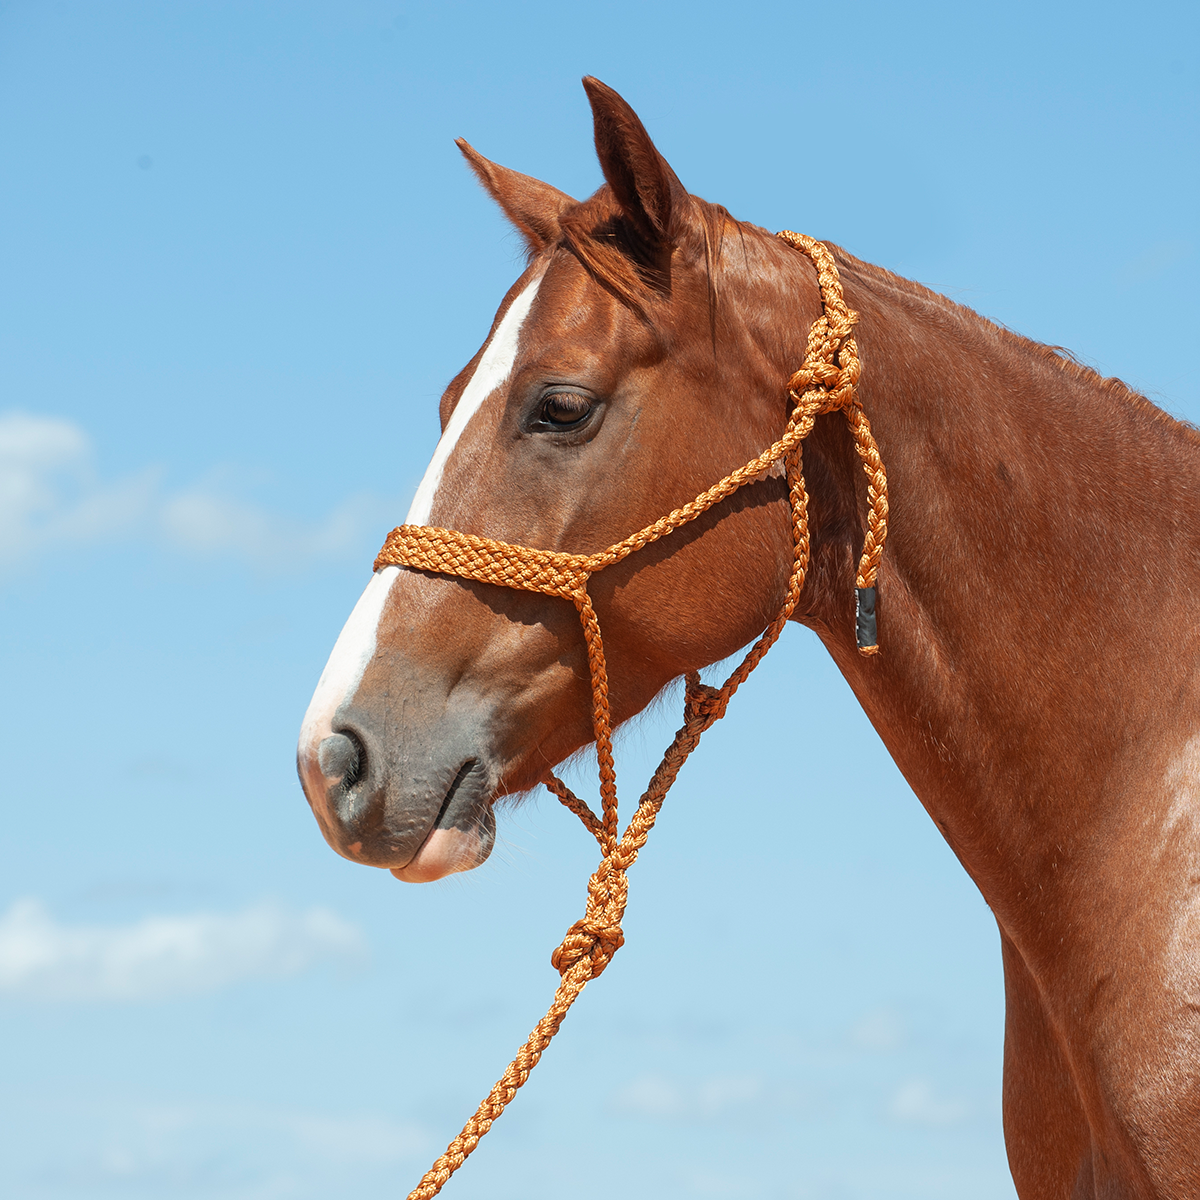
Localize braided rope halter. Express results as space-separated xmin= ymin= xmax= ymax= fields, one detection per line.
xmin=374 ymin=232 xmax=889 ymax=1199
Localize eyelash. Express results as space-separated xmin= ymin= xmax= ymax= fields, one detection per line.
xmin=540 ymin=392 xmax=593 ymax=426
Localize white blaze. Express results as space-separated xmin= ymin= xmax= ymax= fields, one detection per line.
xmin=298 ymin=271 xmax=544 ymax=771
xmin=298 ymin=566 xmax=400 ymax=774
xmin=405 ymin=272 xmax=544 ymax=524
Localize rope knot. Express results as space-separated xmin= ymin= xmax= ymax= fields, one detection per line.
xmin=550 ymin=915 xmax=625 ymax=978
xmin=683 ymin=674 xmax=728 ymax=730
xmin=784 ymin=359 xmax=859 ymax=413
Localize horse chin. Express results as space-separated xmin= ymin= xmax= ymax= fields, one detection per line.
xmin=390 ymin=814 xmax=496 ymax=883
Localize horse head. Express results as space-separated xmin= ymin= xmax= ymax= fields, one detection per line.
xmin=297 ymin=79 xmax=837 ymax=882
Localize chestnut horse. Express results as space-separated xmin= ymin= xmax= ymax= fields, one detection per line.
xmin=298 ymin=79 xmax=1200 ymax=1197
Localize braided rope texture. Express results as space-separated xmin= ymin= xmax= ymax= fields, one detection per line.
xmin=374 ymin=234 xmax=889 ymax=1199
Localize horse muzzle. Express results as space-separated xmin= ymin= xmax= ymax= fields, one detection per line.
xmin=297 ymin=702 xmax=497 ymax=881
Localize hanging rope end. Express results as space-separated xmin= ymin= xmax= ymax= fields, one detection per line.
xmin=855 ymin=586 xmax=879 ymax=655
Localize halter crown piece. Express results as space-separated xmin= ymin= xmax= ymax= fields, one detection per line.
xmin=373 ymin=232 xmax=889 ymax=1199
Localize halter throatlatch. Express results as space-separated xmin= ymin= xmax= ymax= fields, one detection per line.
xmin=373 ymin=232 xmax=888 ymax=1199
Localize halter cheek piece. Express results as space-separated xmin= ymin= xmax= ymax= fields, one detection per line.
xmin=373 ymin=232 xmax=889 ymax=1200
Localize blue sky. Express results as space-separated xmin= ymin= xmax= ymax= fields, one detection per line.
xmin=1 ymin=2 xmax=1196 ymax=1197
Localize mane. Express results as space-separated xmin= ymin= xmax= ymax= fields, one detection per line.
xmin=553 ymin=192 xmax=1194 ymax=447
xmin=829 ymin=245 xmax=1200 ymax=445
xmin=556 ymin=187 xmax=736 ymax=318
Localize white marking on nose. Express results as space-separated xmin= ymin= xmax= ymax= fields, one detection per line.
xmin=298 ymin=566 xmax=400 ymax=782
xmin=405 ymin=272 xmax=544 ymax=526
xmin=298 ymin=270 xmax=546 ymax=789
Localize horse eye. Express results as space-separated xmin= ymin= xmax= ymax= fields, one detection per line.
xmin=542 ymin=392 xmax=592 ymax=425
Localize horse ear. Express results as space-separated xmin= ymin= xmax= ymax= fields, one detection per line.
xmin=582 ymin=77 xmax=689 ymax=250
xmin=456 ymin=139 xmax=576 ymax=255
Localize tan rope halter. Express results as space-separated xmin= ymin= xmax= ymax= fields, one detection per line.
xmin=374 ymin=232 xmax=888 ymax=1199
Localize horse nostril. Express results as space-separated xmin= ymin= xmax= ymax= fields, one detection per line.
xmin=318 ymin=732 xmax=363 ymax=789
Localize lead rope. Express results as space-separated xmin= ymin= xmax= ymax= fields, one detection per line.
xmin=375 ymin=232 xmax=888 ymax=1199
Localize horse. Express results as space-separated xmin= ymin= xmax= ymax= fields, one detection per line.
xmin=297 ymin=77 xmax=1200 ymax=1197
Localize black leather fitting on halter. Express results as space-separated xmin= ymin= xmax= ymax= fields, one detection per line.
xmin=855 ymin=586 xmax=878 ymax=651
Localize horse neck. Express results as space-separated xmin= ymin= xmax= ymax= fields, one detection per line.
xmin=782 ymin=249 xmax=1200 ymax=931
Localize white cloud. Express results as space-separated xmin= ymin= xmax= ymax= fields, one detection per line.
xmin=849 ymin=1006 xmax=906 ymax=1051
xmin=613 ymin=1073 xmax=686 ymax=1118
xmin=611 ymin=1072 xmax=779 ymax=1122
xmin=0 ymin=410 xmax=88 ymax=472
xmin=269 ymin=1111 xmax=428 ymax=1165
xmin=1118 ymin=239 xmax=1193 ymax=287
xmin=679 ymin=1168 xmax=765 ymax=1199
xmin=0 ymin=898 xmax=365 ymax=1001
xmin=160 ymin=486 xmax=375 ymax=568
xmin=887 ymin=1077 xmax=969 ymax=1126
xmin=31 ymin=1098 xmax=432 ymax=1194
xmin=131 ymin=1101 xmax=429 ymax=1165
xmin=0 ymin=411 xmax=156 ymax=562
xmin=0 ymin=410 xmax=388 ymax=573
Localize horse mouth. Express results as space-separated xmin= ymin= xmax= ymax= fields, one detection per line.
xmin=390 ymin=759 xmax=496 ymax=883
